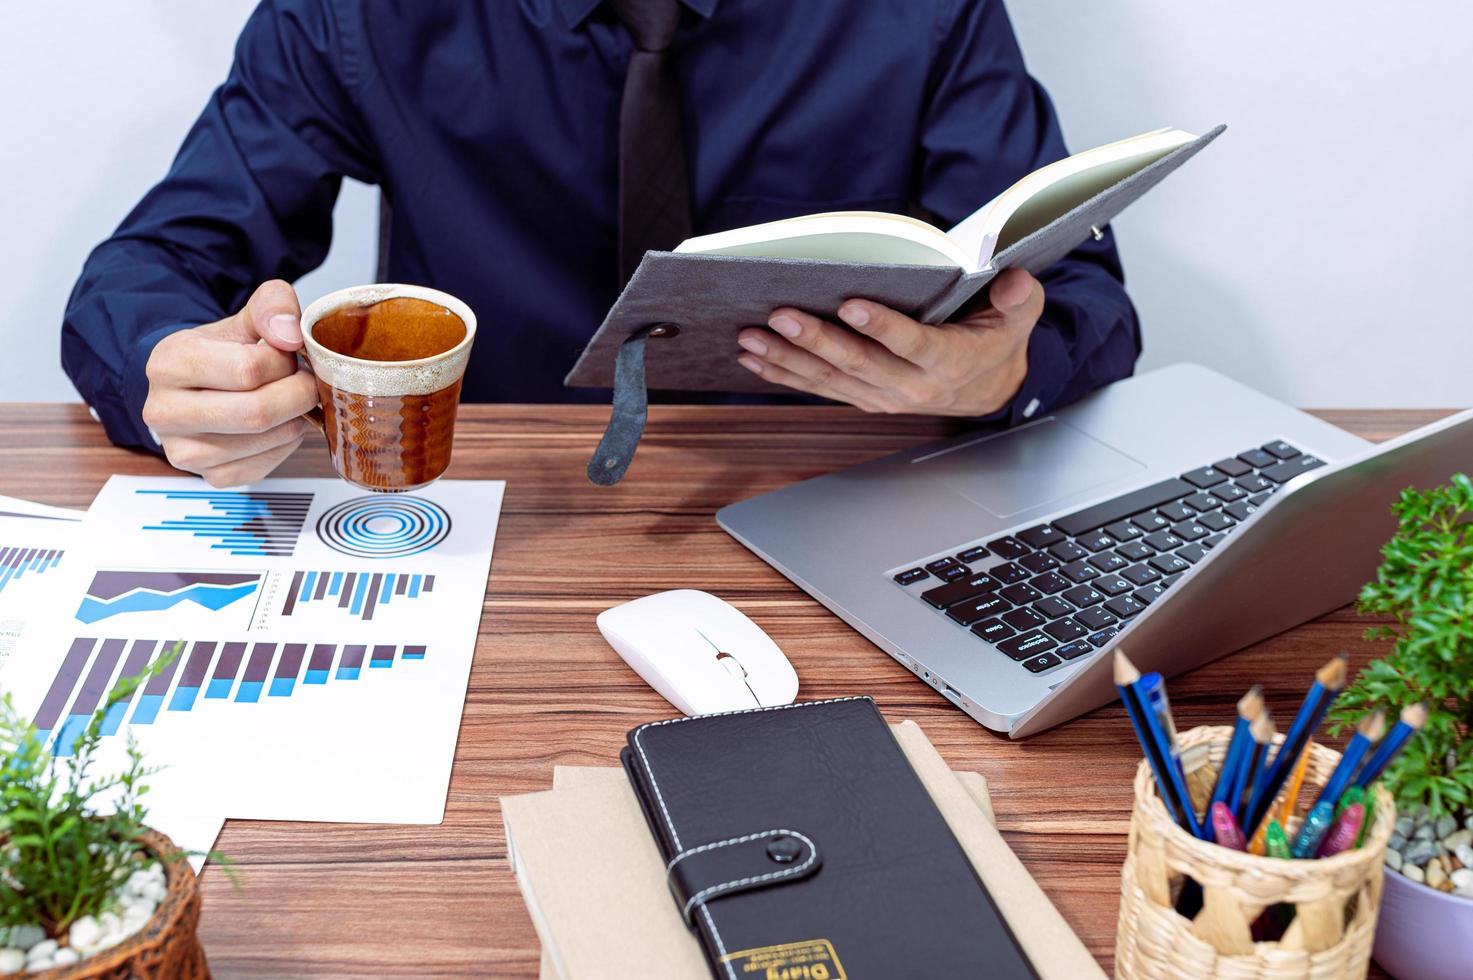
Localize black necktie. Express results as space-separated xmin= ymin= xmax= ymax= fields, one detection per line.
xmin=609 ymin=0 xmax=693 ymax=284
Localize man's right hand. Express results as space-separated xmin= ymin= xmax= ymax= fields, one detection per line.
xmin=142 ymin=280 xmax=318 ymax=487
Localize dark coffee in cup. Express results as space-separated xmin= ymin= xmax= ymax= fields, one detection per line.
xmin=301 ymin=286 xmax=477 ymax=492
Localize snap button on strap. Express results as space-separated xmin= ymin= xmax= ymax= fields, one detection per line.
xmin=664 ymin=829 xmax=820 ymax=926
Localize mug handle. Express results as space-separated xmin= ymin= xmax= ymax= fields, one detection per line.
xmin=301 ymin=407 xmax=325 ymax=434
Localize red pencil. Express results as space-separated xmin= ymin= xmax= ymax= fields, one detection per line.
xmin=1317 ymin=803 xmax=1366 ymax=857
xmin=1211 ymin=802 xmax=1247 ymax=851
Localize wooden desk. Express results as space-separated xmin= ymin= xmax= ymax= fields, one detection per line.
xmin=0 ymin=404 xmax=1451 ymax=977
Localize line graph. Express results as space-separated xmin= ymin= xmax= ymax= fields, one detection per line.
xmin=75 ymin=571 xmax=262 ymax=624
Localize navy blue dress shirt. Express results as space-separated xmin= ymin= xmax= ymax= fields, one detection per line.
xmin=62 ymin=0 xmax=1140 ymax=451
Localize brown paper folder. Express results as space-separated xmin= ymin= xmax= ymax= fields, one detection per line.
xmin=504 ymin=720 xmax=1101 ymax=980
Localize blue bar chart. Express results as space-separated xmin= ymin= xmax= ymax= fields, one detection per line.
xmin=279 ymin=570 xmax=436 ymax=621
xmin=30 ymin=636 xmax=429 ymax=755
xmin=0 ymin=546 xmax=63 ymax=594
xmin=137 ymin=490 xmax=314 ymax=557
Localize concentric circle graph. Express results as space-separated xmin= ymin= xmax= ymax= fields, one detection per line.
xmin=316 ymin=496 xmax=452 ymax=559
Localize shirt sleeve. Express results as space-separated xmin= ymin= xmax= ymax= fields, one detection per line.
xmin=61 ymin=0 xmax=377 ymax=450
xmin=914 ymin=0 xmax=1141 ymax=425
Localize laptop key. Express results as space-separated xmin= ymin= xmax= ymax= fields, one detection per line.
xmin=1029 ymin=571 xmax=1071 ymax=595
xmin=1048 ymin=540 xmax=1089 ymax=563
xmin=1044 ymin=617 xmax=1090 ymax=642
xmin=1057 ymin=640 xmax=1093 ymax=661
xmin=1260 ymin=455 xmax=1324 ymax=484
xmin=1077 ymin=531 xmax=1116 ymax=552
xmin=1121 ymin=563 xmax=1162 ymax=585
xmin=999 ymin=582 xmax=1043 ymax=605
xmin=1212 ymin=482 xmax=1249 ymax=502
xmin=1062 ymin=583 xmax=1105 ymax=608
xmin=988 ymin=562 xmax=1028 ymax=584
xmin=1088 ymin=627 xmax=1120 ymax=647
xmin=1090 ymin=551 xmax=1130 ymax=572
xmin=987 ymin=536 xmax=1031 ymax=560
xmin=1263 ymin=440 xmax=1301 ymax=460
xmin=1060 ymin=559 xmax=1100 ymax=583
xmin=1148 ymin=553 xmax=1190 ymax=575
xmin=1143 ymin=531 xmax=1184 ymax=551
xmin=1236 ymin=473 xmax=1275 ymax=493
xmin=970 ymin=617 xmax=1016 ymax=643
xmin=1171 ymin=521 xmax=1209 ymax=542
xmin=1181 ymin=466 xmax=1229 ymax=489
xmin=998 ymin=629 xmax=1055 ymax=660
xmin=1052 ymin=477 xmax=1195 ymax=536
xmin=1021 ymin=652 xmax=1062 ymax=673
xmin=1113 ymin=541 xmax=1153 ymax=562
xmin=1074 ymin=606 xmax=1116 ymax=630
xmin=1130 ymin=512 xmax=1172 ymax=532
xmin=894 ymin=568 xmax=928 ymax=585
xmin=1034 ymin=596 xmax=1075 ymax=619
xmin=1095 ymin=575 xmax=1134 ymax=596
xmin=1104 ymin=520 xmax=1143 ymax=542
xmin=1202 ymin=533 xmax=1226 ymax=550
xmin=920 ymin=573 xmax=1002 ymax=609
xmin=1248 ymin=492 xmax=1271 ymax=507
xmin=1224 ymin=500 xmax=1257 ymax=522
xmin=1156 ymin=501 xmax=1195 ymax=523
xmin=956 ymin=545 xmax=989 ymax=563
xmin=1237 ymin=447 xmax=1277 ymax=468
xmin=1196 ymin=510 xmax=1235 ymax=532
xmin=946 ymin=593 xmax=1011 ymax=625
xmin=1133 ymin=583 xmax=1167 ymax=605
xmin=1017 ymin=524 xmax=1065 ymax=549
xmin=1164 ymin=573 xmax=1184 ymax=587
xmin=1182 ymin=491 xmax=1221 ymax=512
xmin=1019 ymin=552 xmax=1059 ymax=574
xmin=1212 ymin=457 xmax=1253 ymax=477
xmin=1105 ymin=595 xmax=1147 ymax=619
xmin=926 ymin=557 xmax=960 ymax=574
xmin=1002 ymin=606 xmax=1048 ymax=631
xmin=1177 ymin=543 xmax=1209 ymax=564
xmin=935 ymin=564 xmax=969 ymax=582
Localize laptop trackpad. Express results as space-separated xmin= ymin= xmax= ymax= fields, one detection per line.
xmin=916 ymin=418 xmax=1144 ymax=519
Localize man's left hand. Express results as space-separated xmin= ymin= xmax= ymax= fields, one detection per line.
xmin=735 ymin=267 xmax=1044 ymax=416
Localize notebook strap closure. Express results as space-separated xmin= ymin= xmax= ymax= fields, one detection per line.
xmin=586 ymin=324 xmax=657 ymax=486
xmin=665 ymin=829 xmax=821 ymax=927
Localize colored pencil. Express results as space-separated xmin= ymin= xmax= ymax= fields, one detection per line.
xmin=1244 ymin=655 xmax=1348 ymax=836
xmin=1312 ymin=710 xmax=1385 ymax=811
xmin=1207 ymin=686 xmax=1263 ymax=842
xmin=1211 ymin=802 xmax=1247 ymax=850
xmin=1115 ymin=651 xmax=1204 ymax=838
xmin=1317 ymin=802 xmax=1366 ymax=857
xmin=1265 ymin=818 xmax=1292 ymax=859
xmin=1235 ymin=712 xmax=1275 ymax=825
xmin=1334 ymin=785 xmax=1365 ymax=818
xmin=1353 ymin=703 xmax=1428 ymax=789
xmin=1252 ymin=736 xmax=1311 ymax=854
xmin=1291 ymin=799 xmax=1337 ymax=857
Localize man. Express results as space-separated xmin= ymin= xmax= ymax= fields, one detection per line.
xmin=62 ymin=0 xmax=1139 ymax=487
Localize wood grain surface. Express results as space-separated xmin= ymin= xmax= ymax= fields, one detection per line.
xmin=0 ymin=403 xmax=1456 ymax=978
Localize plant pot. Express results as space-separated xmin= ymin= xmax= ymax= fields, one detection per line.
xmin=1373 ymin=865 xmax=1473 ymax=980
xmin=5 ymin=829 xmax=209 ymax=980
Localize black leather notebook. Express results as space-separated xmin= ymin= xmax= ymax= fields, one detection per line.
xmin=621 ymin=697 xmax=1038 ymax=979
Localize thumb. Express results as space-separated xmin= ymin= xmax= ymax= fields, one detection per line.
xmin=223 ymin=279 xmax=303 ymax=350
xmin=987 ymin=268 xmax=1037 ymax=314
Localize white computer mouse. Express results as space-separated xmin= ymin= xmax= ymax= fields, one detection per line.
xmin=596 ymin=589 xmax=799 ymax=715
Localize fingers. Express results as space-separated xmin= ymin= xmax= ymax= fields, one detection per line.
xmin=761 ymin=308 xmax=921 ymax=383
xmin=834 ymin=300 xmax=940 ymax=367
xmin=736 ymin=349 xmax=890 ymax=412
xmin=146 ymin=329 xmax=300 ymax=391
xmin=199 ymin=434 xmax=307 ymax=489
xmin=143 ymin=368 xmax=319 ymax=436
xmin=205 ymin=279 xmax=303 ymax=350
xmin=984 ymin=268 xmax=1044 ymax=328
xmin=162 ymin=418 xmax=309 ymax=474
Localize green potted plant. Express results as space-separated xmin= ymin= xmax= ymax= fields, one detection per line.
xmin=0 ymin=654 xmax=211 ymax=978
xmin=1329 ymin=474 xmax=1473 ymax=980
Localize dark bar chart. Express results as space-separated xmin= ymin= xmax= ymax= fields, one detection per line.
xmin=137 ymin=490 xmax=313 ymax=557
xmin=0 ymin=546 xmax=63 ymax=594
xmin=31 ymin=635 xmax=430 ymax=753
xmin=280 ymin=570 xmax=435 ymax=621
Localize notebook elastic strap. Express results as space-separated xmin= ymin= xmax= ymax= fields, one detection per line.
xmin=586 ymin=325 xmax=655 ymax=486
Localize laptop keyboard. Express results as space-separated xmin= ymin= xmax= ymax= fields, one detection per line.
xmin=891 ymin=440 xmax=1324 ymax=676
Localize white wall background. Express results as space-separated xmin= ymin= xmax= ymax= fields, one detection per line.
xmin=1 ymin=2 xmax=1468 ymax=406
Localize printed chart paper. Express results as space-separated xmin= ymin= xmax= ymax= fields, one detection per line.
xmin=6 ymin=476 xmax=504 ymax=825
xmin=0 ymin=502 xmax=81 ymax=676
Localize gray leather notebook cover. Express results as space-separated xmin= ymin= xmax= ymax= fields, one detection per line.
xmin=565 ymin=125 xmax=1224 ymax=393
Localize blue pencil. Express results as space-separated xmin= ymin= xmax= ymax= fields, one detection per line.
xmin=1116 ymin=652 xmax=1204 ymax=839
xmin=1312 ymin=710 xmax=1385 ymax=811
xmin=1207 ymin=686 xmax=1263 ymax=842
xmin=1244 ymin=655 xmax=1348 ymax=837
xmin=1236 ymin=712 xmax=1276 ymax=825
xmin=1353 ymin=703 xmax=1428 ymax=789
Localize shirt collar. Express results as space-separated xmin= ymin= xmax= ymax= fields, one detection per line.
xmin=557 ymin=0 xmax=718 ymax=31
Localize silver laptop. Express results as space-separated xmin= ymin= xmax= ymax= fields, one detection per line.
xmin=717 ymin=363 xmax=1473 ymax=737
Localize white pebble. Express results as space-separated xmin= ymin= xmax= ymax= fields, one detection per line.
xmin=1457 ymin=843 xmax=1473 ymax=868
xmin=1443 ymin=829 xmax=1472 ymax=851
xmin=0 ymin=950 xmax=25 ymax=973
xmin=1385 ymin=849 xmax=1403 ymax=871
xmin=51 ymin=947 xmax=80 ymax=966
xmin=96 ymin=913 xmax=120 ymax=938
xmin=1452 ymin=868 xmax=1473 ymax=890
xmin=1403 ymin=863 xmax=1425 ymax=883
xmin=68 ymin=916 xmax=100 ymax=951
xmin=25 ymin=939 xmax=57 ymax=961
xmin=24 ymin=957 xmax=52 ymax=973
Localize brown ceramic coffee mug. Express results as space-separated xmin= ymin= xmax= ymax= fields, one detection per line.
xmin=300 ymin=284 xmax=476 ymax=492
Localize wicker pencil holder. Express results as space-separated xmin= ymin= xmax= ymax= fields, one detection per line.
xmin=21 ymin=830 xmax=209 ymax=980
xmin=1115 ymin=725 xmax=1395 ymax=979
